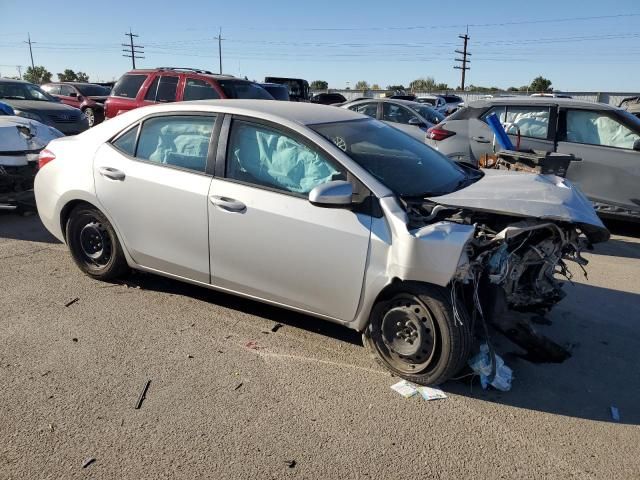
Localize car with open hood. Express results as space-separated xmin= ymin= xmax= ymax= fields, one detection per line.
xmin=34 ymin=100 xmax=608 ymax=386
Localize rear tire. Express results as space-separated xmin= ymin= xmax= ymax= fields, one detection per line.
xmin=363 ymin=282 xmax=472 ymax=386
xmin=84 ymin=107 xmax=96 ymax=127
xmin=65 ymin=205 xmax=128 ymax=281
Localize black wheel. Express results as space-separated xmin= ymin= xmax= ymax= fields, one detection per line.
xmin=84 ymin=108 xmax=96 ymax=127
xmin=363 ymin=283 xmax=472 ymax=386
xmin=65 ymin=205 xmax=128 ymax=280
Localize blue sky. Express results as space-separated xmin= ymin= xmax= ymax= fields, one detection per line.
xmin=1 ymin=0 xmax=639 ymax=91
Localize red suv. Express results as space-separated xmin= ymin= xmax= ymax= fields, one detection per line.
xmin=41 ymin=82 xmax=110 ymax=127
xmin=104 ymin=67 xmax=273 ymax=119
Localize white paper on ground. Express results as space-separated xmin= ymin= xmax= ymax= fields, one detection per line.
xmin=390 ymin=380 xmax=418 ymax=398
xmin=417 ymin=386 xmax=447 ymax=401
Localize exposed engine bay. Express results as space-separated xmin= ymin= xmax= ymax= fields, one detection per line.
xmin=403 ymin=194 xmax=606 ymax=362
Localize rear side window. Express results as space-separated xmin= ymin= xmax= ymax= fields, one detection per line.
xmin=135 ymin=115 xmax=216 ymax=172
xmin=111 ymin=74 xmax=147 ymax=98
xmin=183 ymin=78 xmax=220 ymax=101
xmin=112 ymin=126 xmax=138 ymax=156
xmin=504 ymin=106 xmax=550 ymax=139
xmin=348 ymin=102 xmax=377 ymax=118
xmin=42 ymin=84 xmax=60 ymax=95
xmin=217 ymin=80 xmax=273 ymax=99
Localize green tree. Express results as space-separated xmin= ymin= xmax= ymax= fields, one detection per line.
xmin=434 ymin=83 xmax=449 ymax=91
xmin=409 ymin=76 xmax=436 ymax=92
xmin=507 ymin=86 xmax=520 ymax=92
xmin=76 ymin=71 xmax=89 ymax=82
xmin=310 ymin=80 xmax=328 ymax=90
xmin=23 ymin=66 xmax=52 ymax=84
xmin=371 ymin=83 xmax=381 ymax=90
xmin=354 ymin=80 xmax=370 ymax=90
xmin=386 ymin=84 xmax=405 ymax=92
xmin=529 ymin=76 xmax=552 ymax=93
xmin=57 ymin=69 xmax=78 ymax=82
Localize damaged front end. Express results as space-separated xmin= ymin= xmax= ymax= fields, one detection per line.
xmin=403 ymin=172 xmax=610 ymax=362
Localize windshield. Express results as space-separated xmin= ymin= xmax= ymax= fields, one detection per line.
xmin=310 ymin=118 xmax=470 ymax=197
xmin=413 ymin=105 xmax=445 ymax=124
xmin=262 ymin=85 xmax=289 ymax=101
xmin=218 ymin=80 xmax=273 ymax=100
xmin=0 ymin=82 xmax=55 ymax=101
xmin=75 ymin=84 xmax=111 ymax=96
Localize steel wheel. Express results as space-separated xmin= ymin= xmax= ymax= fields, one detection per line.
xmin=78 ymin=220 xmax=112 ymax=267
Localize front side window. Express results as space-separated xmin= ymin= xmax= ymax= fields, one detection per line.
xmin=111 ymin=74 xmax=147 ymax=98
xmin=226 ymin=121 xmax=341 ymax=194
xmin=183 ymin=78 xmax=220 ymax=101
xmin=348 ymin=102 xmax=377 ymax=118
xmin=60 ymin=85 xmax=75 ymax=96
xmin=382 ymin=103 xmax=418 ymax=124
xmin=133 ymin=115 xmax=216 ymax=172
xmin=563 ymin=109 xmax=640 ymax=149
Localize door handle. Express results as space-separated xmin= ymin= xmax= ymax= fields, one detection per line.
xmin=472 ymin=136 xmax=491 ymax=144
xmin=209 ymin=195 xmax=246 ymax=213
xmin=98 ymin=167 xmax=126 ymax=181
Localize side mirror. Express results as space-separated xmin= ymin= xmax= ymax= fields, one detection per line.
xmin=69 ymin=92 xmax=77 ymax=97
xmin=408 ymin=117 xmax=424 ymax=126
xmin=633 ymin=139 xmax=640 ymax=152
xmin=309 ymin=180 xmax=353 ymax=208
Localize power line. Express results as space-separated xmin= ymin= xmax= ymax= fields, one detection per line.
xmin=454 ymin=30 xmax=470 ymax=90
xmin=122 ymin=29 xmax=144 ymax=69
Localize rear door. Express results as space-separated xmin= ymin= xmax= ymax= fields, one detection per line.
xmin=142 ymin=74 xmax=180 ymax=106
xmin=207 ymin=116 xmax=372 ymax=320
xmin=557 ymin=108 xmax=640 ymax=212
xmin=94 ymin=113 xmax=219 ymax=282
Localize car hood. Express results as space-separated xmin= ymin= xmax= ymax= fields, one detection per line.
xmin=0 ymin=99 xmax=80 ymax=113
xmin=0 ymin=116 xmax=63 ymax=165
xmin=426 ymin=169 xmax=609 ymax=243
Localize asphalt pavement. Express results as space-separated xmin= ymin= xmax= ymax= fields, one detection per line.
xmin=1 ymin=213 xmax=639 ymax=479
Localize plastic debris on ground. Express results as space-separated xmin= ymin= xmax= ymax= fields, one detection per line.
xmin=468 ymin=343 xmax=513 ymax=392
xmin=390 ymin=380 xmax=418 ymax=398
xmin=610 ymin=405 xmax=621 ymax=422
xmin=417 ymin=386 xmax=447 ymax=401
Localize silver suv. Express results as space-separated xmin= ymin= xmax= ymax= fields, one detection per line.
xmin=427 ymin=97 xmax=640 ymax=220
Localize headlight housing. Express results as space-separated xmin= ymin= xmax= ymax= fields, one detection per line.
xmin=14 ymin=110 xmax=44 ymax=123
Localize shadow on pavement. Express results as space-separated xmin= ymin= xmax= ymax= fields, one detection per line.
xmin=0 ymin=212 xmax=60 ymax=244
xmin=126 ymin=271 xmax=363 ymax=347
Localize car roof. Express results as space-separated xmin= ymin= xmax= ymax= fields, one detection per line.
xmin=467 ymin=97 xmax=618 ymax=110
xmin=0 ymin=77 xmax=31 ymax=84
xmin=125 ymin=69 xmax=237 ymax=80
xmin=346 ymin=98 xmax=425 ymax=107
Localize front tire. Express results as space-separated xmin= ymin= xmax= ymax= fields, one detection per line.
xmin=363 ymin=283 xmax=472 ymax=386
xmin=65 ymin=205 xmax=128 ymax=280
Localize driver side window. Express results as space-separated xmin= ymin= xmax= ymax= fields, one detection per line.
xmin=226 ymin=120 xmax=342 ymax=195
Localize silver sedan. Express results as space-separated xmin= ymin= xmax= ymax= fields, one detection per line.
xmin=35 ymin=100 xmax=608 ymax=385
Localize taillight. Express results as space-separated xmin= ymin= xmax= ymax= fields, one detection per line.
xmin=426 ymin=125 xmax=456 ymax=141
xmin=38 ymin=149 xmax=56 ymax=169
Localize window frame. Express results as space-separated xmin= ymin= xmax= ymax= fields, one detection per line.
xmin=558 ymin=107 xmax=640 ymax=151
xmin=107 ymin=112 xmax=222 ymax=176
xmin=481 ymin=104 xmax=556 ymax=141
xmin=218 ymin=115 xmax=350 ymax=200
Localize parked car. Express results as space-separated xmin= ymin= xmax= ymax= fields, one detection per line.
xmin=42 ymin=82 xmax=111 ymax=127
xmin=34 ymin=100 xmax=607 ymax=385
xmin=310 ymin=92 xmax=347 ymax=105
xmin=530 ymin=93 xmax=572 ymax=99
xmin=341 ymin=98 xmax=445 ymax=141
xmin=0 ymin=112 xmax=63 ymax=210
xmin=105 ymin=68 xmax=273 ymax=119
xmin=264 ymin=77 xmax=310 ymax=102
xmin=426 ymin=97 xmax=640 ymax=220
xmin=389 ymin=94 xmax=417 ymax=101
xmin=0 ymin=78 xmax=89 ymax=135
xmin=259 ymin=83 xmax=290 ymax=101
xmin=414 ymin=94 xmax=463 ymax=115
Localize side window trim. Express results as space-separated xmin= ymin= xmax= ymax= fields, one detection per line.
xmin=219 ymin=115 xmax=347 ymax=199
xmin=108 ymin=113 xmax=220 ymax=176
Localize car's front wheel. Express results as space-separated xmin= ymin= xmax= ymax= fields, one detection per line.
xmin=363 ymin=283 xmax=472 ymax=386
xmin=65 ymin=205 xmax=128 ymax=280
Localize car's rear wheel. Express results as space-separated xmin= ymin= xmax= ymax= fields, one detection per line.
xmin=363 ymin=283 xmax=472 ymax=386
xmin=65 ymin=205 xmax=128 ymax=280
xmin=84 ymin=107 xmax=96 ymax=127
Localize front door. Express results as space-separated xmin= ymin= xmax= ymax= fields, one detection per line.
xmin=208 ymin=118 xmax=372 ymax=321
xmin=94 ymin=113 xmax=217 ymax=282
xmin=59 ymin=84 xmax=81 ymax=108
xmin=557 ymin=108 xmax=640 ymax=213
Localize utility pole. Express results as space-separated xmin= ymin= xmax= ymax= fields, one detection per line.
xmin=214 ymin=27 xmax=225 ymax=74
xmin=17 ymin=65 xmax=23 ymax=79
xmin=454 ymin=28 xmax=471 ymax=90
xmin=122 ymin=29 xmax=144 ymax=69
xmin=24 ymin=33 xmax=35 ymax=69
